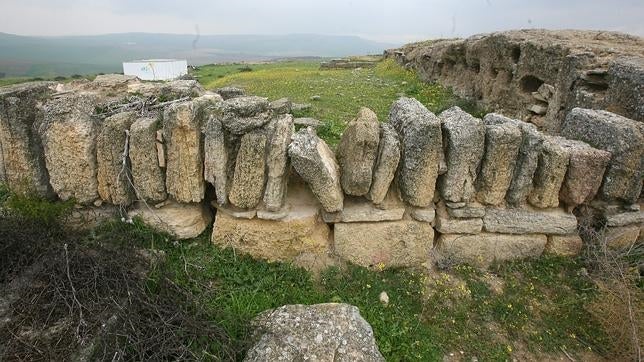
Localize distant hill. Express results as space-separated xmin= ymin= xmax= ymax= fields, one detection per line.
xmin=0 ymin=32 xmax=396 ymax=78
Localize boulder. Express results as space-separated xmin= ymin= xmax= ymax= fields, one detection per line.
xmin=129 ymin=117 xmax=167 ymax=202
xmin=438 ymin=106 xmax=485 ymax=203
xmin=203 ymin=117 xmax=229 ymax=205
xmin=220 ymin=96 xmax=271 ymax=135
xmin=129 ymin=200 xmax=212 ymax=239
xmin=163 ymin=101 xmax=204 ymax=203
xmin=483 ymin=207 xmax=577 ymax=235
xmin=96 ymin=112 xmax=135 ymax=206
xmin=434 ymin=202 xmax=483 ymax=234
xmin=528 ymin=136 xmax=570 ymax=208
xmin=288 ymin=127 xmax=343 ymax=212
xmin=557 ymin=138 xmax=611 ymax=208
xmin=263 ymin=115 xmax=294 ymax=211
xmin=367 ymin=123 xmax=401 ymax=204
xmin=229 ymin=132 xmax=267 ymax=209
xmin=545 ymin=234 xmax=583 ymax=256
xmin=388 ymin=97 xmax=442 ymax=207
xmin=561 ymin=108 xmax=643 ymax=203
xmin=506 ymin=120 xmax=544 ymax=206
xmin=0 ymin=82 xmax=54 ymax=196
xmin=336 ymin=107 xmax=380 ymax=196
xmin=477 ymin=114 xmax=522 ymax=205
xmin=322 ymin=196 xmax=405 ymax=223
xmin=435 ymin=233 xmax=547 ymax=267
xmin=334 ymin=219 xmax=433 ymax=268
xmin=244 ymin=303 xmax=384 ymax=362
xmin=39 ymin=92 xmax=100 ymax=204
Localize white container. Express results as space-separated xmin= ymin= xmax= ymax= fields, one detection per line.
xmin=122 ymin=59 xmax=188 ymax=81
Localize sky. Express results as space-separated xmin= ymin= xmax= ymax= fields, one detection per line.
xmin=1 ymin=0 xmax=643 ymax=44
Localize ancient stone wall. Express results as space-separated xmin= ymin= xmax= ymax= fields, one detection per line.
xmin=1 ymin=74 xmax=642 ymax=270
xmin=385 ymin=30 xmax=644 ymax=134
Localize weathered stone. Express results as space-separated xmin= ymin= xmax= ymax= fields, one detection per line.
xmin=220 ymin=96 xmax=271 ymax=134
xmin=269 ymin=97 xmax=292 ymax=114
xmin=66 ymin=205 xmax=119 ymax=230
xmin=477 ymin=115 xmax=522 ymax=205
xmin=435 ymin=202 xmax=483 ymax=234
xmin=557 ymin=138 xmax=611 ymax=207
xmin=367 ymin=123 xmax=400 ymax=204
xmin=545 ymin=234 xmax=583 ymax=256
xmin=604 ymin=226 xmax=640 ymax=250
xmin=129 ymin=200 xmax=212 ymax=239
xmin=438 ymin=106 xmax=485 ymax=203
xmin=447 ymin=202 xmax=486 ymax=218
xmin=40 ymin=92 xmax=99 ymax=204
xmin=129 ymin=117 xmax=167 ymax=202
xmin=561 ymin=108 xmax=643 ymax=203
xmin=215 ymin=86 xmax=245 ymax=100
xmin=538 ymin=83 xmax=555 ymax=101
xmin=96 ymin=112 xmax=135 ymax=206
xmin=529 ymin=104 xmax=547 ymax=115
xmin=263 ymin=115 xmax=294 ymax=211
xmin=528 ymin=136 xmax=570 ymax=208
xmin=288 ymin=127 xmax=343 ymax=212
xmin=410 ymin=206 xmax=436 ymax=223
xmin=506 ymin=120 xmax=544 ymax=206
xmin=294 ymin=117 xmax=323 ymax=128
xmin=605 ymin=210 xmax=644 ymax=227
xmin=163 ymin=101 xmax=204 ymax=203
xmin=483 ymin=207 xmax=577 ymax=235
xmin=606 ymin=57 xmax=644 ymax=123
xmin=388 ymin=97 xmax=442 ymax=207
xmin=322 ymin=197 xmax=405 ymax=223
xmin=229 ymin=132 xmax=267 ymax=209
xmin=213 ymin=202 xmax=257 ymax=219
xmin=203 ymin=117 xmax=228 ymax=205
xmin=0 ymin=82 xmax=54 ymax=196
xmin=244 ymin=303 xmax=384 ymax=362
xmin=334 ymin=220 xmax=433 ymax=268
xmin=435 ymin=233 xmax=547 ymax=267
xmin=336 ymin=107 xmax=380 ymax=196
xmin=445 ymin=201 xmax=466 ymax=209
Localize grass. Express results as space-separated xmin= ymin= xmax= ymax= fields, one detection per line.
xmin=194 ymin=59 xmax=484 ymax=145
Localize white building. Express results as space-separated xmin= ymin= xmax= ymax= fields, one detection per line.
xmin=122 ymin=59 xmax=188 ymax=81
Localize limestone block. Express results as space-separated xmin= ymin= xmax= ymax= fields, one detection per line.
xmin=447 ymin=202 xmax=486 ymax=218
xmin=288 ymin=127 xmax=343 ymax=212
xmin=263 ymin=115 xmax=294 ymax=211
xmin=163 ymin=101 xmax=204 ymax=203
xmin=477 ymin=115 xmax=522 ymax=205
xmin=334 ymin=220 xmax=433 ymax=268
xmin=336 ymin=107 xmax=380 ymax=196
xmin=605 ymin=209 xmax=644 ymax=227
xmin=604 ymin=226 xmax=640 ymax=250
xmin=561 ymin=108 xmax=643 ymax=203
xmin=228 ymin=132 xmax=267 ymax=209
xmin=96 ymin=111 xmax=135 ymax=206
xmin=367 ymin=123 xmax=400 ymax=204
xmin=528 ymin=136 xmax=570 ymax=208
xmin=322 ymin=197 xmax=405 ymax=223
xmin=129 ymin=117 xmax=167 ymax=202
xmin=269 ymin=97 xmax=292 ymax=114
xmin=545 ymin=234 xmax=583 ymax=256
xmin=435 ymin=202 xmax=482 ymax=234
xmin=506 ymin=120 xmax=544 ymax=206
xmin=0 ymin=82 xmax=54 ymax=196
xmin=557 ymin=138 xmax=611 ymax=207
xmin=435 ymin=233 xmax=547 ymax=267
xmin=388 ymin=97 xmax=442 ymax=207
xmin=410 ymin=206 xmax=436 ymax=223
xmin=220 ymin=96 xmax=271 ymax=134
xmin=203 ymin=117 xmax=229 ymax=205
xmin=40 ymin=92 xmax=100 ymax=204
xmin=438 ymin=106 xmax=485 ymax=203
xmin=483 ymin=207 xmax=577 ymax=235
xmin=129 ymin=200 xmax=212 ymax=240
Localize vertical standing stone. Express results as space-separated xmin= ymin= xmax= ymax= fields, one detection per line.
xmin=367 ymin=123 xmax=401 ymax=204
xmin=438 ymin=106 xmax=485 ymax=203
xmin=129 ymin=116 xmax=167 ymax=202
xmin=163 ymin=101 xmax=204 ymax=203
xmin=506 ymin=119 xmax=544 ymax=206
xmin=336 ymin=107 xmax=380 ymax=196
xmin=0 ymin=82 xmax=54 ymax=196
xmin=229 ymin=131 xmax=267 ymax=209
xmin=477 ymin=115 xmax=522 ymax=205
xmin=288 ymin=127 xmax=343 ymax=212
xmin=40 ymin=93 xmax=100 ymax=204
xmin=528 ymin=136 xmax=570 ymax=208
xmin=557 ymin=139 xmax=611 ymax=208
xmin=388 ymin=97 xmax=442 ymax=207
xmin=263 ymin=114 xmax=294 ymax=211
xmin=203 ymin=117 xmax=229 ymax=205
xmin=96 ymin=111 xmax=136 ymax=206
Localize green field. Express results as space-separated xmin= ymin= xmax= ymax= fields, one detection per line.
xmin=194 ymin=59 xmax=482 ymax=145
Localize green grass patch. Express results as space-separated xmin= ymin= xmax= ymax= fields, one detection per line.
xmin=195 ymin=59 xmax=484 ymax=145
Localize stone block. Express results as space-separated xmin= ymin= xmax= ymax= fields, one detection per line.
xmin=435 ymin=233 xmax=547 ymax=267
xmin=545 ymin=234 xmax=583 ymax=256
xmin=129 ymin=117 xmax=167 ymax=202
xmin=229 ymin=132 xmax=267 ymax=209
xmin=203 ymin=117 xmax=229 ymax=205
xmin=322 ymin=196 xmax=405 ymax=223
xmin=447 ymin=202 xmax=485 ymax=218
xmin=483 ymin=207 xmax=577 ymax=235
xmin=435 ymin=202 xmax=483 ymax=234
xmin=96 ymin=111 xmax=135 ymax=206
xmin=367 ymin=123 xmax=400 ymax=204
xmin=528 ymin=136 xmax=570 ymax=208
xmin=604 ymin=226 xmax=640 ymax=250
xmin=263 ymin=115 xmax=294 ymax=211
xmin=557 ymin=138 xmax=611 ymax=208
xmin=129 ymin=200 xmax=212 ymax=239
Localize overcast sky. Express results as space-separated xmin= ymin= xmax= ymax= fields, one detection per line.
xmin=2 ymin=0 xmax=643 ymax=43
